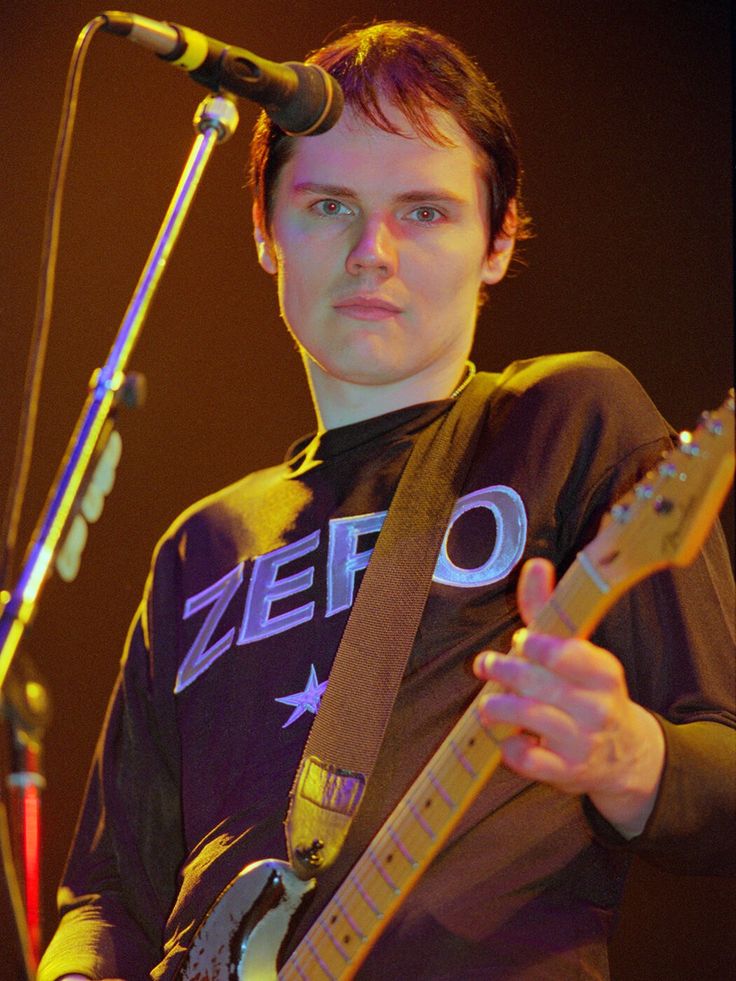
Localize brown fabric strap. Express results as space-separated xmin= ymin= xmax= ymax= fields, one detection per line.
xmin=286 ymin=374 xmax=498 ymax=877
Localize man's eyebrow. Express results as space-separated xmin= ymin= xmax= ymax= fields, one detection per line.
xmin=293 ymin=182 xmax=358 ymax=198
xmin=292 ymin=182 xmax=467 ymax=204
xmin=394 ymin=189 xmax=467 ymax=206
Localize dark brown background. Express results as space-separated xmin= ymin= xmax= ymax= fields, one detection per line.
xmin=0 ymin=1 xmax=733 ymax=977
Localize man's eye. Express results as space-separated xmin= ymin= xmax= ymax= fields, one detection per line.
xmin=408 ymin=206 xmax=443 ymax=223
xmin=313 ymin=199 xmax=352 ymax=217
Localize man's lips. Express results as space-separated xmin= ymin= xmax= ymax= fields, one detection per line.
xmin=332 ymin=296 xmax=403 ymax=321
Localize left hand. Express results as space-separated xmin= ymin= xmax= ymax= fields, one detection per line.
xmin=474 ymin=558 xmax=665 ymax=838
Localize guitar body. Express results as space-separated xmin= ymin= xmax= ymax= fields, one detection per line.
xmin=177 ymin=859 xmax=315 ymax=980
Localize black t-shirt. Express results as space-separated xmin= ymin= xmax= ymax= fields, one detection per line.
xmin=39 ymin=353 xmax=735 ymax=980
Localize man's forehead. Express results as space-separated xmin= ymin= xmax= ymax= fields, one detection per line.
xmin=279 ymin=102 xmax=483 ymax=190
xmin=338 ymin=98 xmax=464 ymax=142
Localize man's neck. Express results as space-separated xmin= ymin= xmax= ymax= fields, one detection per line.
xmin=305 ymin=356 xmax=472 ymax=431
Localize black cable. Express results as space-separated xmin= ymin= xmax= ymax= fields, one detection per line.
xmin=0 ymin=16 xmax=106 ymax=591
xmin=0 ymin=18 xmax=107 ymax=977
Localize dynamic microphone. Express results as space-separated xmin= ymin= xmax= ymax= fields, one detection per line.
xmin=100 ymin=11 xmax=343 ymax=136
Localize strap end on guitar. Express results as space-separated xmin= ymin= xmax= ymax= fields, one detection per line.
xmin=286 ymin=755 xmax=366 ymax=879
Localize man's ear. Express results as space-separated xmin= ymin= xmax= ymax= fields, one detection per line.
xmin=252 ymin=202 xmax=277 ymax=275
xmin=481 ymin=200 xmax=517 ymax=286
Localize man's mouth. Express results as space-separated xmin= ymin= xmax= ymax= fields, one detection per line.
xmin=332 ymin=295 xmax=403 ymax=321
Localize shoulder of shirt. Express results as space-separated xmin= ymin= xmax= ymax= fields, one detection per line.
xmin=486 ymin=350 xmax=663 ymax=419
xmin=495 ymin=350 xmax=636 ymax=393
xmin=149 ymin=460 xmax=291 ymax=561
xmin=478 ymin=351 xmax=672 ymax=465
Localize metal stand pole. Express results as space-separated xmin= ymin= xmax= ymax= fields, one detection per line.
xmin=0 ymin=92 xmax=239 ymax=693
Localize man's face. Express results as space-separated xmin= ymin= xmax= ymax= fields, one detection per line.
xmin=255 ymin=100 xmax=512 ymax=394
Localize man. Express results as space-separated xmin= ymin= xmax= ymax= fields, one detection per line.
xmin=39 ymin=21 xmax=734 ymax=980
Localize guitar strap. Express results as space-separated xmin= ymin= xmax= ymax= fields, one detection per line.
xmin=285 ymin=370 xmax=500 ymax=879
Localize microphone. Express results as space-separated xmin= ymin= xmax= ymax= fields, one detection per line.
xmin=100 ymin=11 xmax=343 ymax=136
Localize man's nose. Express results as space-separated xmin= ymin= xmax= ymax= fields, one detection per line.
xmin=345 ymin=217 xmax=397 ymax=278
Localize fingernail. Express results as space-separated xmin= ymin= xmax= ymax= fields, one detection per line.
xmin=511 ymin=627 xmax=528 ymax=654
xmin=474 ymin=651 xmax=496 ymax=675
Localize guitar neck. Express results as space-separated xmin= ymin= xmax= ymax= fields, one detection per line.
xmin=280 ymin=561 xmax=606 ymax=980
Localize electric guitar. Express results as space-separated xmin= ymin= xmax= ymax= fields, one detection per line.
xmin=178 ymin=393 xmax=735 ymax=980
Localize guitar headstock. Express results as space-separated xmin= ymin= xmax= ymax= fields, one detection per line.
xmin=583 ymin=391 xmax=734 ymax=596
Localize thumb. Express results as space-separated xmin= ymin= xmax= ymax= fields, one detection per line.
xmin=517 ymin=557 xmax=556 ymax=625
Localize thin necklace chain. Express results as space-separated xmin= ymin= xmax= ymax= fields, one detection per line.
xmin=450 ymin=360 xmax=477 ymax=399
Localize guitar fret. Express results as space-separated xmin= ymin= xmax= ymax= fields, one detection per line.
xmin=349 ymin=872 xmax=382 ymax=916
xmin=304 ymin=935 xmax=337 ymax=979
xmin=316 ymin=915 xmax=351 ymax=962
xmin=284 ymin=945 xmax=315 ymax=980
xmin=427 ymin=769 xmax=455 ymax=808
xmin=367 ymin=846 xmax=399 ymax=892
xmin=577 ymin=551 xmax=610 ymax=594
xmin=387 ymin=825 xmax=417 ymax=866
xmin=291 ymin=957 xmax=309 ymax=979
xmin=334 ymin=895 xmax=366 ymax=940
xmin=450 ymin=738 xmax=477 ymax=776
xmin=407 ymin=800 xmax=436 ymax=839
xmin=471 ymin=705 xmax=501 ymax=744
xmin=547 ymin=595 xmax=577 ymax=634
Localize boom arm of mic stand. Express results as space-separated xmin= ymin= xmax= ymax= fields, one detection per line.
xmin=0 ymin=93 xmax=239 ymax=696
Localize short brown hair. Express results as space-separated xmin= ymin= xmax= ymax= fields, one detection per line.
xmin=249 ymin=21 xmax=530 ymax=249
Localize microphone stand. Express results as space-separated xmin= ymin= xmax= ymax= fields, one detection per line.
xmin=0 ymin=91 xmax=239 ymax=974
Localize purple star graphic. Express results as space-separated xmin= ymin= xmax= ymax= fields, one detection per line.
xmin=275 ymin=664 xmax=328 ymax=728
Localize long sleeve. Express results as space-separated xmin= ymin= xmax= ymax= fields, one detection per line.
xmin=38 ymin=540 xmax=186 ymax=980
xmin=585 ymin=519 xmax=736 ymax=874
